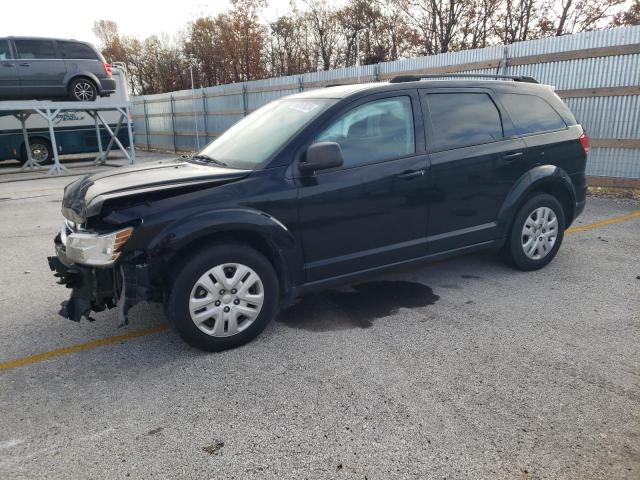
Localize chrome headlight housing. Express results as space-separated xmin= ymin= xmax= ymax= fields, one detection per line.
xmin=65 ymin=226 xmax=133 ymax=267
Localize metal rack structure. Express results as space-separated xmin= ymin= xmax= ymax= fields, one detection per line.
xmin=0 ymin=101 xmax=135 ymax=175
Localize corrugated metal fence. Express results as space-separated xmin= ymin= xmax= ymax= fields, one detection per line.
xmin=132 ymin=26 xmax=640 ymax=182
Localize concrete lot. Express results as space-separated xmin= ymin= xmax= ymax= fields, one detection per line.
xmin=0 ymin=164 xmax=638 ymax=479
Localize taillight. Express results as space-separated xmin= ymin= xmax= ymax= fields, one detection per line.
xmin=103 ymin=62 xmax=112 ymax=77
xmin=579 ymin=132 xmax=589 ymax=154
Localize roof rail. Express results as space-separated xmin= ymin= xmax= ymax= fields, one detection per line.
xmin=389 ymin=74 xmax=539 ymax=84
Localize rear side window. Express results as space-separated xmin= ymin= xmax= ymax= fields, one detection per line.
xmin=316 ymin=96 xmax=415 ymax=168
xmin=500 ymin=93 xmax=566 ymax=135
xmin=14 ymin=39 xmax=57 ymax=59
xmin=0 ymin=40 xmax=11 ymax=60
xmin=426 ymin=93 xmax=503 ymax=150
xmin=59 ymin=41 xmax=98 ymax=60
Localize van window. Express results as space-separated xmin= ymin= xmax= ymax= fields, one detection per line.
xmin=0 ymin=40 xmax=11 ymax=60
xmin=59 ymin=41 xmax=99 ymax=60
xmin=316 ymin=96 xmax=415 ymax=168
xmin=500 ymin=93 xmax=566 ymax=135
xmin=426 ymin=93 xmax=503 ymax=150
xmin=15 ymin=39 xmax=57 ymax=59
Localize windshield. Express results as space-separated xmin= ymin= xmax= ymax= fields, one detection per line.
xmin=193 ymin=97 xmax=336 ymax=169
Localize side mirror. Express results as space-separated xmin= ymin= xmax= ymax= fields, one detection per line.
xmin=299 ymin=142 xmax=343 ymax=174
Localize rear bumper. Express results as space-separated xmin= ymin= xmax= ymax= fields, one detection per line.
xmin=98 ymin=78 xmax=117 ymax=96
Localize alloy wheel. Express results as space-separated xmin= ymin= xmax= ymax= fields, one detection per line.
xmin=73 ymin=81 xmax=95 ymax=101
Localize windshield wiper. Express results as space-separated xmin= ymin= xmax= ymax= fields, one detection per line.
xmin=189 ymin=154 xmax=228 ymax=167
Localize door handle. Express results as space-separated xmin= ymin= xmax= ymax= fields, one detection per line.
xmin=19 ymin=62 xmax=31 ymax=67
xmin=502 ymin=152 xmax=524 ymax=161
xmin=397 ymin=169 xmax=425 ymax=180
xmin=2 ymin=63 xmax=14 ymax=67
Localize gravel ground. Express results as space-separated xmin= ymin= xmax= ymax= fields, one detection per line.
xmin=0 ymin=170 xmax=638 ymax=480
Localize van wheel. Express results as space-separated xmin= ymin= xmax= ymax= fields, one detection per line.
xmin=501 ymin=193 xmax=565 ymax=271
xmin=20 ymin=138 xmax=53 ymax=165
xmin=166 ymin=243 xmax=279 ymax=352
xmin=69 ymin=78 xmax=97 ymax=101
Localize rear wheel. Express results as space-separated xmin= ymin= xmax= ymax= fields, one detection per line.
xmin=501 ymin=193 xmax=565 ymax=271
xmin=166 ymin=243 xmax=279 ymax=351
xmin=69 ymin=78 xmax=97 ymax=101
xmin=20 ymin=138 xmax=53 ymax=165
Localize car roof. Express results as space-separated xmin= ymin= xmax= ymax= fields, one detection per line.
xmin=287 ymin=79 xmax=551 ymax=100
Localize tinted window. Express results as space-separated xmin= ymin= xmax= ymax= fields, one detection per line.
xmin=426 ymin=93 xmax=503 ymax=150
xmin=500 ymin=93 xmax=566 ymax=135
xmin=15 ymin=39 xmax=57 ymax=59
xmin=59 ymin=41 xmax=98 ymax=60
xmin=316 ymin=96 xmax=415 ymax=168
xmin=0 ymin=40 xmax=11 ymax=60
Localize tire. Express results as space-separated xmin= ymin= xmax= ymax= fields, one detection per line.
xmin=69 ymin=78 xmax=97 ymax=101
xmin=501 ymin=193 xmax=566 ymax=271
xmin=19 ymin=138 xmax=53 ymax=165
xmin=166 ymin=243 xmax=279 ymax=351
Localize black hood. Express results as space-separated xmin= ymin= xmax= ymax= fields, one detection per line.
xmin=62 ymin=159 xmax=251 ymax=222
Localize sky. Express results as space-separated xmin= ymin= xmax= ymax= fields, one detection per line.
xmin=6 ymin=0 xmax=298 ymax=46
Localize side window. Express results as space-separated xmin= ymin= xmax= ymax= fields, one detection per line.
xmin=426 ymin=93 xmax=503 ymax=151
xmin=59 ymin=41 xmax=99 ymax=60
xmin=316 ymin=96 xmax=415 ymax=168
xmin=0 ymin=40 xmax=11 ymax=60
xmin=500 ymin=93 xmax=567 ymax=135
xmin=14 ymin=40 xmax=57 ymax=59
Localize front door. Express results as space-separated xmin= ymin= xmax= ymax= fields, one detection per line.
xmin=13 ymin=39 xmax=67 ymax=98
xmin=0 ymin=39 xmax=19 ymax=99
xmin=296 ymin=92 xmax=431 ymax=283
xmin=420 ymin=89 xmax=528 ymax=252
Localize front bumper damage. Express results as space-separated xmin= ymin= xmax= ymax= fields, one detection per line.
xmin=48 ymin=234 xmax=152 ymax=325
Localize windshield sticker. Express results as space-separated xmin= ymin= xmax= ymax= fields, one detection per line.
xmin=288 ymin=101 xmax=320 ymax=113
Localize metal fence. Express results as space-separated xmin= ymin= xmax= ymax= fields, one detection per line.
xmin=132 ymin=25 xmax=640 ymax=182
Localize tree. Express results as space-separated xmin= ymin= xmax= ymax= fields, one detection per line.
xmin=540 ymin=0 xmax=625 ymax=36
xmin=612 ymin=0 xmax=640 ymax=25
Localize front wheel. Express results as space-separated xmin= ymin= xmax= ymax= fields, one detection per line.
xmin=501 ymin=193 xmax=566 ymax=271
xmin=166 ymin=243 xmax=279 ymax=351
xmin=69 ymin=78 xmax=97 ymax=101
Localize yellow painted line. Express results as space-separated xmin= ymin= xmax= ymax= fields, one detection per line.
xmin=566 ymin=210 xmax=640 ymax=234
xmin=0 ymin=324 xmax=169 ymax=372
xmin=1 ymin=211 xmax=639 ymax=372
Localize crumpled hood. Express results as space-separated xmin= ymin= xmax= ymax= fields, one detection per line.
xmin=62 ymin=158 xmax=251 ymax=223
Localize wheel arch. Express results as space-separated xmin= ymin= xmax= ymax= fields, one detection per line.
xmin=148 ymin=209 xmax=298 ymax=298
xmin=498 ymin=165 xmax=577 ymax=236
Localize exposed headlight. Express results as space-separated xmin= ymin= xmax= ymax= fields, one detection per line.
xmin=66 ymin=227 xmax=133 ymax=266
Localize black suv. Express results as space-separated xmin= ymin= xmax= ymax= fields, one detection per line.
xmin=0 ymin=36 xmax=115 ymax=101
xmin=48 ymin=75 xmax=588 ymax=351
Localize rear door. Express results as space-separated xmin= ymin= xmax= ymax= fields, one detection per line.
xmin=14 ymin=39 xmax=67 ymax=97
xmin=420 ymin=88 xmax=528 ymax=252
xmin=0 ymin=39 xmax=19 ymax=98
xmin=58 ymin=40 xmax=102 ymax=80
xmin=296 ymin=91 xmax=430 ymax=282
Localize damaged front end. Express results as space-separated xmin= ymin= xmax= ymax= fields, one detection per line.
xmin=48 ymin=223 xmax=153 ymax=326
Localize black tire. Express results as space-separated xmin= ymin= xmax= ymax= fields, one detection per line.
xmin=19 ymin=138 xmax=53 ymax=165
xmin=501 ymin=193 xmax=566 ymax=271
xmin=166 ymin=243 xmax=279 ymax=352
xmin=69 ymin=77 xmax=97 ymax=101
